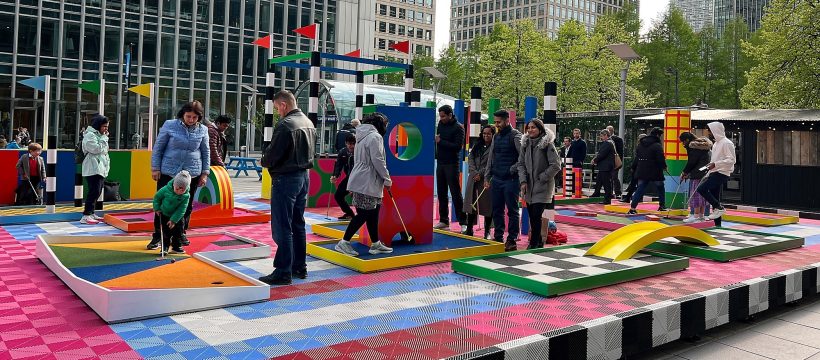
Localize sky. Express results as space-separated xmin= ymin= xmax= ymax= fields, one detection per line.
xmin=433 ymin=0 xmax=671 ymax=59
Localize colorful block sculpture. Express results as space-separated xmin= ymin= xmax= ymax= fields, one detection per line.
xmin=664 ymin=110 xmax=691 ymax=209
xmin=262 ymin=157 xmax=344 ymax=208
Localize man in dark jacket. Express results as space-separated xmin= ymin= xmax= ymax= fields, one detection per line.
xmin=484 ymin=110 xmax=523 ymax=251
xmin=259 ymin=90 xmax=317 ymax=286
xmin=628 ymin=127 xmax=667 ymax=214
xmin=607 ymin=125 xmax=624 ymax=196
xmin=208 ymin=115 xmax=231 ymax=166
xmin=591 ymin=130 xmax=616 ymax=205
xmin=568 ymin=128 xmax=587 ymax=197
xmin=330 ymin=134 xmax=356 ymax=220
xmin=333 ymin=119 xmax=358 ymax=153
xmin=434 ymin=105 xmax=467 ymax=231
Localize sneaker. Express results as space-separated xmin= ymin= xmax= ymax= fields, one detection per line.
xmin=626 ymin=209 xmax=638 ymax=215
xmin=334 ymin=240 xmax=359 ymax=256
xmin=170 ymin=247 xmax=185 ymax=254
xmin=682 ymin=215 xmax=699 ymax=224
xmin=460 ymin=225 xmax=468 ymax=233
xmin=504 ymin=240 xmax=517 ymax=252
xmin=658 ymin=206 xmax=668 ymax=212
xmin=369 ymin=241 xmax=393 ymax=255
xmin=433 ymin=222 xmax=449 ymax=230
xmin=258 ymin=274 xmax=292 ymax=286
xmin=707 ymin=208 xmax=726 ymax=220
xmin=146 ymin=238 xmax=160 ymax=250
xmin=180 ymin=234 xmax=190 ymax=246
xmin=484 ymin=233 xmax=492 ymax=240
xmin=80 ymin=215 xmax=99 ymax=225
xmin=293 ymin=269 xmax=308 ymax=279
xmin=90 ymin=214 xmax=105 ymax=221
xmin=696 ymin=216 xmax=707 ymax=222
xmin=337 ymin=214 xmax=354 ymax=221
xmin=620 ymin=195 xmax=631 ymax=203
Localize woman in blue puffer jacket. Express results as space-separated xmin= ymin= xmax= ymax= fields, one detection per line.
xmin=147 ymin=100 xmax=210 ymax=250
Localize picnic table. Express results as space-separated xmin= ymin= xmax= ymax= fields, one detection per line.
xmin=225 ymin=157 xmax=263 ymax=179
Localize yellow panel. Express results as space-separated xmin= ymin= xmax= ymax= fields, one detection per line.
xmin=311 ymin=222 xmax=359 ymax=240
xmin=99 ymin=258 xmax=253 ymax=288
xmin=51 ymin=240 xmax=190 ymax=256
xmin=130 ymin=150 xmax=157 ymax=200
xmin=604 ymin=203 xmax=689 ymax=217
xmin=261 ymin=171 xmax=271 ymax=199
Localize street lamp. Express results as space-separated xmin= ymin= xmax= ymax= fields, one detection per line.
xmin=421 ymin=66 xmax=446 ymax=103
xmin=665 ymin=67 xmax=679 ymax=107
xmin=241 ymin=85 xmax=259 ymax=156
xmin=606 ymin=43 xmax=640 ymax=184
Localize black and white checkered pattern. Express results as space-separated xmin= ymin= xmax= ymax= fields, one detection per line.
xmin=723 ymin=204 xmax=820 ymax=220
xmin=657 ymin=228 xmax=798 ymax=252
xmin=446 ymin=262 xmax=820 ymax=360
xmin=466 ymin=247 xmax=671 ymax=284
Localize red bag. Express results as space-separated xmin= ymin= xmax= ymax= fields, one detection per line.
xmin=546 ymin=229 xmax=568 ymax=245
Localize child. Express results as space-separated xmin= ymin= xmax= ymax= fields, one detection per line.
xmin=15 ymin=143 xmax=46 ymax=204
xmin=152 ymin=170 xmax=192 ymax=254
xmin=330 ymin=134 xmax=356 ymax=220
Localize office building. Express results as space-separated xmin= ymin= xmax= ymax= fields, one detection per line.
xmin=673 ymin=0 xmax=769 ymax=34
xmin=0 ymin=0 xmax=373 ymax=151
xmin=672 ymin=0 xmax=713 ymax=32
xmin=373 ymin=0 xmax=435 ymax=60
xmin=450 ymin=0 xmax=638 ymax=52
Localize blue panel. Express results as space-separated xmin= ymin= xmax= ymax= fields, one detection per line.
xmin=319 ymin=53 xmax=409 ymax=69
xmin=40 ymin=150 xmax=77 ymax=202
xmin=70 ymin=259 xmax=189 ymax=284
xmin=376 ymin=105 xmax=435 ymax=177
xmin=453 ymin=100 xmax=465 ymax=125
xmin=524 ymin=96 xmax=538 ymax=123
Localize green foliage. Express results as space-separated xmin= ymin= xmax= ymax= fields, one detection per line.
xmin=377 ymin=54 xmax=435 ymax=87
xmin=741 ymin=0 xmax=820 ymax=108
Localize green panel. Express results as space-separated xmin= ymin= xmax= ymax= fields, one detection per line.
xmin=646 ymin=228 xmax=804 ymax=261
xmin=555 ymin=196 xmax=603 ymax=205
xmin=107 ymin=151 xmax=133 ymax=200
xmin=49 ymin=245 xmax=185 ymax=268
xmin=426 ymin=101 xmax=436 ymax=108
xmin=363 ymin=67 xmax=405 ymax=75
xmin=487 ymin=99 xmax=501 ymax=124
xmin=363 ymin=105 xmax=378 ymax=115
xmin=666 ymin=160 xmax=687 ymax=176
xmin=269 ymin=52 xmax=311 ymax=64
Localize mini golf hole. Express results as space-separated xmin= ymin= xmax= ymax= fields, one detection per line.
xmin=211 ymin=281 xmax=224 ymax=285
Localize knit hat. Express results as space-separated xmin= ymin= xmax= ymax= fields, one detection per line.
xmin=90 ymin=114 xmax=109 ymax=131
xmin=173 ymin=170 xmax=192 ymax=189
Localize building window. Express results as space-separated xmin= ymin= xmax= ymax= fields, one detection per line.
xmin=425 ymin=30 xmax=431 ymax=40
xmin=408 ymin=10 xmax=415 ymax=21
xmin=388 ymin=23 xmax=396 ymax=34
xmin=379 ymin=4 xmax=387 ymax=15
xmin=399 ymin=25 xmax=406 ymax=35
xmin=417 ymin=28 xmax=423 ymax=39
xmin=379 ymin=21 xmax=386 ymax=32
xmin=378 ymin=38 xmax=386 ymax=49
xmin=399 ymin=8 xmax=406 ymax=19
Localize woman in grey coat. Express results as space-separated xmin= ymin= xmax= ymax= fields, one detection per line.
xmin=463 ymin=125 xmax=495 ymax=239
xmin=518 ymin=119 xmax=561 ymax=249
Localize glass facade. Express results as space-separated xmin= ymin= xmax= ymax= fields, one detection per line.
xmin=0 ymin=0 xmax=338 ymax=151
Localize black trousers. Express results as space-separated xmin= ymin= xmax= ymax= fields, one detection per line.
xmin=597 ymin=170 xmax=614 ymax=203
xmin=84 ymin=175 xmax=104 ymax=215
xmin=464 ymin=212 xmax=493 ymax=236
xmin=158 ymin=213 xmax=184 ymax=249
xmin=436 ymin=163 xmax=465 ymax=224
xmin=334 ymin=176 xmax=354 ymax=216
xmin=343 ymin=205 xmax=381 ymax=243
xmin=152 ymin=174 xmax=201 ymax=240
xmin=527 ymin=202 xmax=547 ymax=248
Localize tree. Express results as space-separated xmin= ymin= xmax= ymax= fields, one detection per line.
xmin=377 ymin=54 xmax=434 ymax=87
xmin=433 ymin=46 xmax=468 ymax=99
xmin=710 ymin=18 xmax=753 ymax=108
xmin=696 ymin=25 xmax=720 ymax=106
xmin=741 ymin=0 xmax=818 ymax=108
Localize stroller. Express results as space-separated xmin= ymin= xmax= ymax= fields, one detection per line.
xmin=14 ymin=179 xmax=42 ymax=206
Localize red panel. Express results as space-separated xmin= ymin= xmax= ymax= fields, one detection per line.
xmin=378 ymin=175 xmax=434 ymax=245
xmin=0 ymin=150 xmax=23 ymax=205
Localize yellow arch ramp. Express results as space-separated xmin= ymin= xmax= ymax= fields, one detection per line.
xmin=585 ymin=222 xmax=719 ymax=261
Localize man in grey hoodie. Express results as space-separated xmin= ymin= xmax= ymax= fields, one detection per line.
xmin=697 ymin=121 xmax=736 ymax=220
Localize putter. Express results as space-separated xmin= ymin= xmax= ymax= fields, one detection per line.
xmin=387 ymin=189 xmax=414 ymax=244
xmin=471 ymin=186 xmax=487 ymax=210
xmin=664 ymin=177 xmax=685 ymax=219
xmin=155 ymin=217 xmax=176 ymax=263
xmin=27 ymin=179 xmax=41 ymax=205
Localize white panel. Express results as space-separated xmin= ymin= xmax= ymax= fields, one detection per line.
xmin=544 ymin=95 xmax=557 ymax=110
xmin=404 ymin=78 xmax=413 ymax=91
xmin=266 ymin=73 xmax=276 ymax=87
xmin=265 ymin=100 xmax=274 ymax=114
xmin=264 ymin=127 xmax=273 ymax=141
xmin=355 ymin=108 xmax=363 ymax=120
xmin=356 ymin=82 xmax=364 ymax=94
xmin=74 ymin=186 xmax=83 ymax=199
xmin=470 ymin=99 xmax=481 ymax=110
xmin=309 ymin=67 xmax=320 ymax=82
xmin=47 ymin=149 xmax=57 ymax=164
xmin=470 ymin=124 xmax=482 ymax=136
xmin=308 ymin=97 xmax=319 ymax=113
xmin=46 ymin=177 xmax=56 ymax=192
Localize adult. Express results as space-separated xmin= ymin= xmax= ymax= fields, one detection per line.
xmin=518 ymin=119 xmax=561 ymax=249
xmin=591 ymin=129 xmax=616 ymax=205
xmin=628 ymin=127 xmax=667 ymax=214
xmin=208 ymin=115 xmax=231 ymax=166
xmin=334 ymin=113 xmax=394 ymax=257
xmin=433 ymin=105 xmax=466 ymax=231
xmin=484 ymin=110 xmax=523 ymax=251
xmin=606 ymin=125 xmax=624 ymax=196
xmin=80 ymin=115 xmax=111 ymax=224
xmin=463 ymin=125 xmax=495 ymax=239
xmin=334 ymin=119 xmax=359 ymax=153
xmin=559 ymin=137 xmax=571 ymax=159
xmin=17 ymin=127 xmax=30 ymax=147
xmin=331 ymin=133 xmax=356 ymax=220
xmin=0 ymin=135 xmax=7 ymax=148
xmin=258 ymin=91 xmax=317 ymax=285
xmin=697 ymin=122 xmax=736 ymax=220
xmin=5 ymin=136 xmax=21 ymax=149
xmin=148 ymin=101 xmax=210 ymax=249
xmin=568 ymin=128 xmax=587 ymax=170
xmin=679 ymin=132 xmax=712 ymax=223
xmin=621 ymin=133 xmax=647 ymax=203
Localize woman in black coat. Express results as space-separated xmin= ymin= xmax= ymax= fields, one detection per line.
xmin=679 ymin=132 xmax=712 ymax=222
xmin=628 ymin=127 xmax=668 ymax=214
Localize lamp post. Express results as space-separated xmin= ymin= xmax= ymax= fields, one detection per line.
xmin=422 ymin=67 xmax=446 ymax=103
xmin=605 ymin=43 xmax=640 ymax=184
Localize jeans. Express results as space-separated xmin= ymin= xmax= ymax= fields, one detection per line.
xmin=152 ymin=174 xmax=201 ymax=239
xmin=697 ymin=173 xmax=728 ymax=209
xmin=436 ymin=163 xmax=465 ymax=225
xmin=270 ymin=170 xmax=309 ymax=279
xmin=491 ymin=177 xmax=520 ymax=242
xmin=334 ymin=176 xmax=354 ymax=216
xmin=84 ymin=175 xmax=104 ymax=215
xmin=630 ymin=180 xmax=665 ymax=209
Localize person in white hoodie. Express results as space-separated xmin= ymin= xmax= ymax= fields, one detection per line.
xmin=697 ymin=121 xmax=736 ymax=220
xmin=335 ymin=113 xmax=394 ymax=257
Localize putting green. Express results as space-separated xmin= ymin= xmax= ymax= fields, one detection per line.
xmin=49 ymin=245 xmax=188 ymax=268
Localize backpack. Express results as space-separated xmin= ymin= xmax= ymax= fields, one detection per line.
xmin=74 ymin=133 xmax=85 ymax=164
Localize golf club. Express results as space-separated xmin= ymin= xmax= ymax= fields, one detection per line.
xmin=387 ymin=188 xmax=414 ymax=243
xmin=471 ymin=186 xmax=487 ymax=210
xmin=155 ymin=216 xmax=176 ymax=263
xmin=26 ymin=179 xmax=41 ymax=205
xmin=664 ymin=177 xmax=685 ymax=219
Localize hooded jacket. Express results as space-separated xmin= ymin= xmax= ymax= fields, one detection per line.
xmin=152 ymin=119 xmax=210 ymax=177
xmin=81 ymin=127 xmax=111 ymax=178
xmin=518 ymin=128 xmax=561 ymax=204
xmin=682 ymin=137 xmax=712 ymax=180
xmin=347 ymin=124 xmax=391 ymax=198
xmin=153 ymin=180 xmax=191 ymax=224
xmin=634 ymin=134 xmax=666 ymax=181
xmin=463 ymin=141 xmax=492 ymax=216
xmin=706 ymin=122 xmax=735 ymax=177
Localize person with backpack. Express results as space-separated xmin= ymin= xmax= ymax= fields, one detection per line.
xmin=15 ymin=142 xmax=46 ymax=205
xmin=518 ymin=119 xmax=561 ymax=249
xmin=591 ymin=129 xmax=617 ymax=205
xmin=484 ymin=110 xmax=523 ymax=251
xmin=679 ymin=132 xmax=712 ymax=223
xmin=80 ymin=115 xmax=111 ymax=224
xmin=628 ymin=127 xmax=667 ymax=214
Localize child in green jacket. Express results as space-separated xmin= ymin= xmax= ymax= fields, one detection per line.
xmin=152 ymin=170 xmax=191 ymax=253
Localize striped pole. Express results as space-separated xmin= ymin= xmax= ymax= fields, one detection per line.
xmin=94 ymin=79 xmax=105 ymax=210
xmin=355 ymin=71 xmax=364 ymax=120
xmin=543 ymin=82 xmax=557 ymax=135
xmin=263 ymin=35 xmax=275 ymax=151
xmin=308 ymin=51 xmax=320 ymax=127
xmin=411 ymin=90 xmax=421 ymax=107
xmin=74 ymin=171 xmax=83 ymax=207
xmin=365 ymin=94 xmax=375 ymax=105
xmin=470 ymin=87 xmax=482 ymax=139
xmin=404 ymin=65 xmax=414 ymax=106
xmin=564 ymin=158 xmax=574 ymax=197
xmin=45 ymin=148 xmax=56 ymax=213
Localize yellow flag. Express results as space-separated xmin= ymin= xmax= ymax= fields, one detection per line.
xmin=128 ymin=83 xmax=152 ymax=98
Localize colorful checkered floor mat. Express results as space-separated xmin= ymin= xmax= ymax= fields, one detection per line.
xmin=2 ymin=201 xmax=820 ymax=359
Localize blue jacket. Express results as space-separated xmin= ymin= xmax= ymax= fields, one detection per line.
xmin=484 ymin=125 xmax=523 ymax=181
xmin=152 ymin=119 xmax=210 ymax=177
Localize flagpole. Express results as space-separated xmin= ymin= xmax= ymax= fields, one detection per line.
xmin=123 ymin=43 xmax=132 ymax=149
xmin=148 ymin=83 xmax=154 ymax=150
xmin=43 ymin=75 xmax=51 ymax=149
xmin=314 ymin=22 xmax=320 ymax=52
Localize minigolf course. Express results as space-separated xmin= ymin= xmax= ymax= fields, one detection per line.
xmin=585 ymin=222 xmax=718 ymax=261
xmin=604 ymin=202 xmax=799 ymax=226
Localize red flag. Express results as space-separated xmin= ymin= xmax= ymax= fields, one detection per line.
xmin=344 ymin=49 xmax=361 ymax=58
xmin=390 ymin=41 xmax=410 ymax=54
xmin=252 ymin=35 xmax=271 ymax=49
xmin=293 ymin=24 xmax=318 ymax=39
